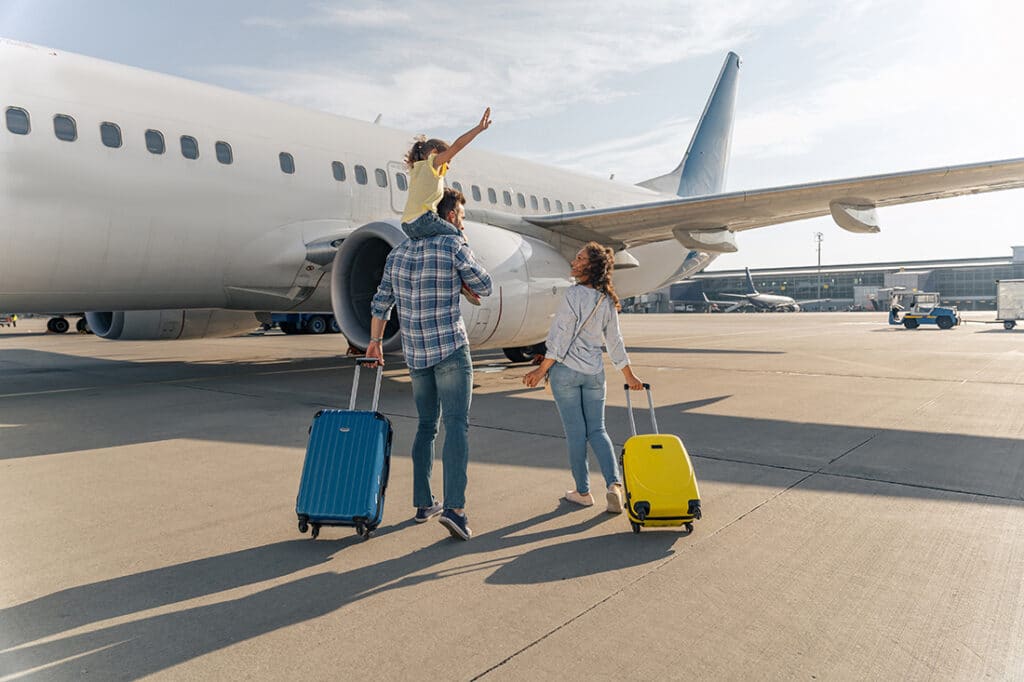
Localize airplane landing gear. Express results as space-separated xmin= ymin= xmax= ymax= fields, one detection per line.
xmin=47 ymin=317 xmax=70 ymax=334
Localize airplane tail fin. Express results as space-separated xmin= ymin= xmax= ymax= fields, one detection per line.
xmin=637 ymin=52 xmax=741 ymax=198
xmin=744 ymin=267 xmax=758 ymax=294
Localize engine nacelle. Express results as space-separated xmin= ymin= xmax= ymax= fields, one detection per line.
xmin=330 ymin=219 xmax=573 ymax=353
xmin=85 ymin=309 xmax=260 ymax=340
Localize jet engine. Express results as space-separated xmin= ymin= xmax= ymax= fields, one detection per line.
xmin=330 ymin=219 xmax=573 ymax=354
xmin=330 ymin=221 xmax=407 ymax=352
xmin=84 ymin=309 xmax=260 ymax=340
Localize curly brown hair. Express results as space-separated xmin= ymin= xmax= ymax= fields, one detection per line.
xmin=404 ymin=136 xmax=450 ymax=168
xmin=577 ymin=241 xmax=620 ymax=310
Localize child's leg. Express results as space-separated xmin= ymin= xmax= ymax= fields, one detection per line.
xmin=402 ymin=211 xmax=461 ymax=240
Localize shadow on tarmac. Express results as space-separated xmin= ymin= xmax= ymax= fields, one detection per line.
xmin=0 ymin=506 xmax=677 ymax=679
xmin=3 ymin=349 xmax=1023 ymax=504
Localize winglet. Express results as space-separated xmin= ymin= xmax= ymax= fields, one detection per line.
xmin=637 ymin=52 xmax=741 ymax=198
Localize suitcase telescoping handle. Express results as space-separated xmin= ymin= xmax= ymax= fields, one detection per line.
xmin=624 ymin=383 xmax=658 ymax=437
xmin=350 ymin=357 xmax=384 ymax=413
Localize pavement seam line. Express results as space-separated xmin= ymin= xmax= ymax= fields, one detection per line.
xmin=473 ymin=428 xmax=1000 ymax=677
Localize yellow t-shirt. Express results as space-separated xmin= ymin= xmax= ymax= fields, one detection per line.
xmin=401 ymin=152 xmax=449 ymax=224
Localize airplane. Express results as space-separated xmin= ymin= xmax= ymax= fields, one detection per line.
xmin=717 ymin=268 xmax=831 ymax=312
xmin=3 ymin=38 xmax=1024 ymax=363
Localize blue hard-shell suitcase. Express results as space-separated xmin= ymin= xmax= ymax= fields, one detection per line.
xmin=296 ymin=358 xmax=391 ymax=540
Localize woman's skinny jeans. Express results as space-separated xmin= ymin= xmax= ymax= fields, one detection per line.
xmin=548 ymin=362 xmax=621 ymax=494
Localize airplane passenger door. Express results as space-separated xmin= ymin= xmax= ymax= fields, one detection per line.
xmin=387 ymin=162 xmax=407 ymax=214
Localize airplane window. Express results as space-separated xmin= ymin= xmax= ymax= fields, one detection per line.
xmin=543 ymin=198 xmax=551 ymax=211
xmin=471 ymin=185 xmax=481 ymax=202
xmin=181 ymin=135 xmax=199 ymax=159
xmin=555 ymin=200 xmax=563 ymax=212
xmin=516 ymin=193 xmax=526 ymax=208
xmin=332 ymin=161 xmax=346 ymax=181
xmin=530 ymin=195 xmax=539 ymax=210
xmin=100 ymin=122 xmax=122 ymax=148
xmin=502 ymin=190 xmax=512 ymax=206
xmin=5 ymin=107 xmax=30 ymax=135
xmin=53 ymin=114 xmax=77 ymax=142
xmin=280 ymin=152 xmax=295 ymax=174
xmin=145 ymin=129 xmax=165 ymax=154
xmin=451 ymin=181 xmax=463 ymax=193
xmin=375 ymin=168 xmax=387 ymax=187
xmin=487 ymin=188 xmax=497 ymax=204
xmin=396 ymin=172 xmax=408 ymax=191
xmin=215 ymin=141 xmax=233 ymax=164
xmin=355 ymin=165 xmax=368 ymax=184
xmin=567 ymin=202 xmax=575 ymax=211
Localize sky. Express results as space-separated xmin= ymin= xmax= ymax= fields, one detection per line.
xmin=4 ymin=0 xmax=1023 ymax=270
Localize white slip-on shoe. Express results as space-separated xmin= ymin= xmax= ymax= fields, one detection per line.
xmin=564 ymin=490 xmax=595 ymax=507
xmin=606 ymin=484 xmax=624 ymax=514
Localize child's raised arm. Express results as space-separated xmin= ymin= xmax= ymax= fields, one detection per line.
xmin=433 ymin=108 xmax=491 ymax=168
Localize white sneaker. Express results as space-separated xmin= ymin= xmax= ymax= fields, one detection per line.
xmin=606 ymin=484 xmax=624 ymax=514
xmin=564 ymin=490 xmax=595 ymax=507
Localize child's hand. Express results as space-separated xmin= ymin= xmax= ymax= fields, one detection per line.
xmin=477 ymin=107 xmax=492 ymax=132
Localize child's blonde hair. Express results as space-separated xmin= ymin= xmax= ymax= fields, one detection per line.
xmin=405 ymin=135 xmax=450 ymax=168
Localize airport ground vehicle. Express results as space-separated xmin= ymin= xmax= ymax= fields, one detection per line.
xmin=996 ymin=279 xmax=1024 ymax=330
xmin=887 ymin=291 xmax=961 ymax=330
xmin=268 ymin=313 xmax=341 ymax=335
xmin=0 ymin=313 xmax=13 ymax=327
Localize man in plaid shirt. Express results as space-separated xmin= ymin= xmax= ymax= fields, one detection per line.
xmin=366 ymin=189 xmax=492 ymax=540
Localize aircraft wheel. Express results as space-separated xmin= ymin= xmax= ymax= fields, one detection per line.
xmin=307 ymin=315 xmax=328 ymax=334
xmin=50 ymin=317 xmax=70 ymax=334
xmin=503 ymin=347 xmax=531 ymax=363
xmin=76 ymin=317 xmax=91 ymax=334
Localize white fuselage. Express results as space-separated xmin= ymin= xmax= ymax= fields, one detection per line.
xmin=0 ymin=40 xmax=713 ymax=348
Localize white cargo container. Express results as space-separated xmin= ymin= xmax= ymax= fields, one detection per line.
xmin=996 ymin=279 xmax=1024 ymax=330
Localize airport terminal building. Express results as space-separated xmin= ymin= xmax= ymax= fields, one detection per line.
xmin=626 ymin=246 xmax=1024 ymax=313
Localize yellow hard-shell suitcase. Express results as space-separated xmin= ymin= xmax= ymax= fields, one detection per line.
xmin=621 ymin=384 xmax=701 ymax=533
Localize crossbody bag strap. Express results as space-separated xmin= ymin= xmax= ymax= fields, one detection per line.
xmin=565 ymin=292 xmax=606 ymax=353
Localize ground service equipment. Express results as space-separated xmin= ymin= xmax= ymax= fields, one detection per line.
xmin=887 ymin=291 xmax=961 ymax=330
xmin=996 ymin=279 xmax=1024 ymax=330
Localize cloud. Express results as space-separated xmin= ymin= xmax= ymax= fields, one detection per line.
xmin=227 ymin=0 xmax=802 ymax=129
xmin=244 ymin=2 xmax=411 ymax=30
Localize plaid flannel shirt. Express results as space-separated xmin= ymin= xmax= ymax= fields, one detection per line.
xmin=371 ymin=234 xmax=492 ymax=369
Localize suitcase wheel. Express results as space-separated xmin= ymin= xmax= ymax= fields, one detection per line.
xmin=631 ymin=521 xmax=641 ymax=534
xmin=355 ymin=522 xmax=373 ymax=540
xmin=684 ymin=522 xmax=694 ymax=533
xmin=310 ymin=524 xmax=320 ymax=539
xmin=298 ymin=519 xmax=309 ymax=534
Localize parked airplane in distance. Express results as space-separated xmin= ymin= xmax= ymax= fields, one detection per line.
xmin=3 ymin=39 xmax=1024 ymax=360
xmin=718 ymin=268 xmax=831 ymax=312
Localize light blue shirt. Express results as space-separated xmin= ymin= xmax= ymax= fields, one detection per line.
xmin=545 ymin=284 xmax=629 ymax=375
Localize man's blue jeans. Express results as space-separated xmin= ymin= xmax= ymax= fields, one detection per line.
xmin=408 ymin=344 xmax=473 ymax=509
xmin=549 ymin=362 xmax=621 ymax=495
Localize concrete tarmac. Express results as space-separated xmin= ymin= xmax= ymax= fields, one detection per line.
xmin=1 ymin=313 xmax=1022 ymax=680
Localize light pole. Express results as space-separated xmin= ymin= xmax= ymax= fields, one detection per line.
xmin=814 ymin=232 xmax=823 ymax=308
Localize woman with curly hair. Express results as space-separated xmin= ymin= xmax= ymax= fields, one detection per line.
xmin=523 ymin=242 xmax=644 ymax=513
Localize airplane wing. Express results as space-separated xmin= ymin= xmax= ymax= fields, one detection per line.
xmin=524 ymin=157 xmax=1024 ymax=249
